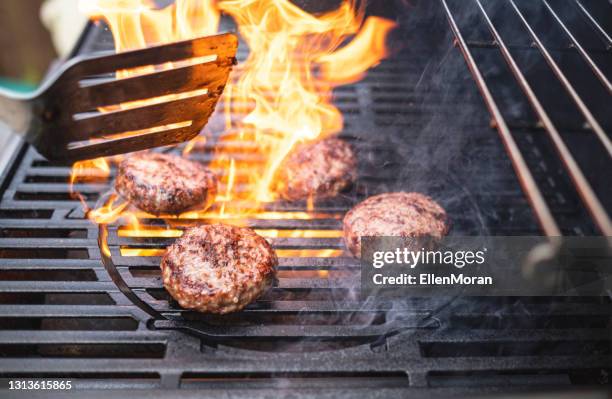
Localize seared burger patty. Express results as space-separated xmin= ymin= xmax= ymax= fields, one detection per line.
xmin=343 ymin=192 xmax=449 ymax=257
xmin=115 ymin=152 xmax=217 ymax=215
xmin=276 ymin=138 xmax=357 ymax=201
xmin=161 ymin=224 xmax=277 ymax=314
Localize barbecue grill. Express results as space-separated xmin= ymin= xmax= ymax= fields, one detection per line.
xmin=0 ymin=0 xmax=610 ymax=397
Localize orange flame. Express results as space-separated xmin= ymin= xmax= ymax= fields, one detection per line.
xmin=70 ymin=157 xmax=111 ymax=208
xmin=217 ymin=0 xmax=396 ymax=203
xmin=87 ymin=194 xmax=129 ymax=223
xmin=318 ymin=16 xmax=397 ymax=85
xmin=79 ymin=0 xmax=220 ymax=51
xmin=75 ymin=0 xmax=396 ymax=259
xmin=76 ymin=0 xmax=221 ymax=225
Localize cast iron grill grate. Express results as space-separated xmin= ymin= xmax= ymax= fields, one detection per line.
xmin=0 ymin=1 xmax=609 ymax=395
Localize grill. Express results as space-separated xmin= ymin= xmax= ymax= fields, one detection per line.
xmin=0 ymin=0 xmax=610 ymax=396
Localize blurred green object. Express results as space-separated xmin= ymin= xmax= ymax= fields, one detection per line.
xmin=0 ymin=78 xmax=36 ymax=93
xmin=0 ymin=0 xmax=57 ymax=86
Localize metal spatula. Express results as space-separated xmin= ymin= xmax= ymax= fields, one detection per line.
xmin=0 ymin=33 xmax=238 ymax=162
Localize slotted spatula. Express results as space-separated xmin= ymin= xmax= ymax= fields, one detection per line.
xmin=0 ymin=32 xmax=238 ymax=162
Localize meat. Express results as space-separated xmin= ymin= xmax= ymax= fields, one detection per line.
xmin=276 ymin=138 xmax=357 ymax=201
xmin=160 ymin=224 xmax=277 ymax=314
xmin=343 ymin=192 xmax=449 ymax=257
xmin=115 ymin=152 xmax=218 ymax=215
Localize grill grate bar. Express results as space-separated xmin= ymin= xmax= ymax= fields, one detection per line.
xmin=0 ymin=238 xmax=97 ymax=247
xmin=0 ymin=355 xmax=608 ymax=375
xmin=149 ymin=299 xmax=611 ymax=314
xmin=110 ymin=255 xmax=359 ymax=268
xmin=515 ymin=1 xmax=611 ymax=143
xmin=419 ymin=328 xmax=611 ymax=342
xmin=125 ymin=277 xmax=356 ymax=290
xmin=0 ymin=281 xmax=116 ymax=292
xmin=0 ymin=330 xmax=167 ymax=344
xmin=0 ymin=259 xmax=101 ymax=268
xmin=114 ymin=237 xmax=344 ymax=249
xmin=542 ymin=0 xmax=611 ymax=93
xmin=0 ymin=305 xmax=136 ymax=317
xmin=152 ymin=320 xmax=428 ymax=338
xmin=574 ymin=0 xmax=612 ymax=47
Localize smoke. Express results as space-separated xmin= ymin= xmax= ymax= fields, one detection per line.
xmin=326 ymin=0 xmax=567 ymax=346
xmin=89 ymin=0 xmax=607 ymax=357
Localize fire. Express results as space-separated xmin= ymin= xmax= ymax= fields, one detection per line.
xmin=74 ymin=0 xmax=396 ymax=258
xmin=88 ymin=194 xmax=129 ymax=223
xmin=76 ymin=0 xmax=222 ymax=223
xmin=79 ymin=0 xmax=220 ymax=52
xmin=70 ymin=157 xmax=111 ymax=206
xmin=217 ymin=0 xmax=396 ymax=203
xmin=318 ymin=16 xmax=397 ymax=85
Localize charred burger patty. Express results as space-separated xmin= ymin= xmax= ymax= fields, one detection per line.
xmin=343 ymin=192 xmax=449 ymax=257
xmin=161 ymin=224 xmax=277 ymax=314
xmin=115 ymin=152 xmax=217 ymax=215
xmin=277 ymin=138 xmax=357 ymax=201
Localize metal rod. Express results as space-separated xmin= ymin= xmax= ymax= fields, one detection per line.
xmin=500 ymin=0 xmax=612 ymax=236
xmin=98 ymin=224 xmax=163 ymax=319
xmin=542 ymin=0 xmax=611 ymax=94
xmin=508 ymin=0 xmax=612 ymax=158
xmin=573 ymin=0 xmax=612 ymax=48
xmin=440 ymin=0 xmax=561 ymax=237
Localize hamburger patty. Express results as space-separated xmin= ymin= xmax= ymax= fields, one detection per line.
xmin=343 ymin=192 xmax=449 ymax=257
xmin=276 ymin=138 xmax=357 ymax=201
xmin=161 ymin=224 xmax=277 ymax=314
xmin=115 ymin=152 xmax=217 ymax=214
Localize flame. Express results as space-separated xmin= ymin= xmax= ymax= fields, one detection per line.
xmin=87 ymin=194 xmax=129 ymax=223
xmin=120 ymin=245 xmax=342 ymax=258
xmin=118 ymin=226 xmax=183 ymax=237
xmin=117 ymin=227 xmax=341 ymax=238
xmin=75 ymin=0 xmax=395 ymax=260
xmin=318 ymin=16 xmax=397 ymax=85
xmin=257 ymin=230 xmax=342 ymax=238
xmin=181 ymin=135 xmax=206 ymax=156
xmin=79 ymin=0 xmax=220 ymax=51
xmin=76 ymin=0 xmax=221 ymax=226
xmin=99 ymin=226 xmax=112 ymax=257
xmin=70 ymin=158 xmax=111 ymax=207
xmin=217 ymin=0 xmax=396 ymax=203
xmin=120 ymin=248 xmax=165 ymax=256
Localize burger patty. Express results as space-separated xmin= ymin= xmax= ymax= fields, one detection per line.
xmin=115 ymin=152 xmax=218 ymax=215
xmin=161 ymin=224 xmax=278 ymax=314
xmin=343 ymin=192 xmax=449 ymax=257
xmin=276 ymin=138 xmax=357 ymax=201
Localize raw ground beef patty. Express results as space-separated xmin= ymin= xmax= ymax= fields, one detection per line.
xmin=161 ymin=224 xmax=278 ymax=314
xmin=343 ymin=192 xmax=449 ymax=257
xmin=115 ymin=152 xmax=218 ymax=214
xmin=276 ymin=138 xmax=357 ymax=201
